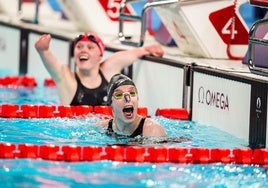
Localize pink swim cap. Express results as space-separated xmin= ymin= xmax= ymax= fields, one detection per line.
xmin=73 ymin=32 xmax=105 ymax=55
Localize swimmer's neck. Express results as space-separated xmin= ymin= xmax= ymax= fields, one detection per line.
xmin=113 ymin=115 xmax=141 ymax=136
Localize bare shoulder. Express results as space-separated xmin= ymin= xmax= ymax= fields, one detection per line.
xmin=143 ymin=118 xmax=166 ymax=137
xmin=144 ymin=118 xmax=161 ymax=127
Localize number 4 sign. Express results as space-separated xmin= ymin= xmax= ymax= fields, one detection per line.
xmin=98 ymin=0 xmax=132 ymax=21
xmin=209 ymin=5 xmax=248 ymax=45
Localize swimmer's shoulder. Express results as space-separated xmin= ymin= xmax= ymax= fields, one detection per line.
xmin=143 ymin=118 xmax=166 ymax=137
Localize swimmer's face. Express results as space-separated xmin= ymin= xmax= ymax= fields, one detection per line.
xmin=73 ymin=33 xmax=104 ymax=55
xmin=111 ymin=85 xmax=139 ymax=122
xmin=73 ymin=41 xmax=102 ymax=69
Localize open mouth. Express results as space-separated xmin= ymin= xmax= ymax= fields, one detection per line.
xmin=79 ymin=55 xmax=89 ymax=61
xmin=122 ymin=106 xmax=134 ymax=118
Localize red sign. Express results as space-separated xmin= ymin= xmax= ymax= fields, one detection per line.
xmin=98 ymin=0 xmax=132 ymax=21
xmin=250 ymin=0 xmax=268 ymax=7
xmin=209 ymin=5 xmax=248 ymax=45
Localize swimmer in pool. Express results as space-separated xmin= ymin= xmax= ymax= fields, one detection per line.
xmin=104 ymin=73 xmax=166 ymax=138
xmin=35 ymin=33 xmax=164 ymax=106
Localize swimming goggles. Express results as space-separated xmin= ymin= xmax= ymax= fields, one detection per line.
xmin=113 ymin=90 xmax=137 ymax=100
xmin=73 ymin=34 xmax=98 ymax=46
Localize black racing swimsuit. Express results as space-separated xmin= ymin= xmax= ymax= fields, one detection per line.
xmin=106 ymin=117 xmax=146 ymax=138
xmin=70 ymin=71 xmax=109 ymax=106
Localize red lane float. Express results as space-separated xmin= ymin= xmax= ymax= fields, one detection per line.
xmin=38 ymin=105 xmax=57 ymax=118
xmin=1 ymin=142 xmax=268 ymax=165
xmin=18 ymin=144 xmax=38 ymax=158
xmin=0 ymin=75 xmax=37 ymax=87
xmin=0 ymin=104 xmax=19 ymax=118
xmin=0 ymin=104 xmax=187 ymax=120
xmin=94 ymin=106 xmax=113 ymax=116
xmin=44 ymin=78 xmax=56 ymax=87
xmin=125 ymin=146 xmax=146 ymax=162
xmin=210 ymin=148 xmax=233 ymax=163
xmin=155 ymin=108 xmax=189 ymax=120
xmin=253 ymin=148 xmax=268 ymax=165
xmin=0 ymin=104 xmax=95 ymax=118
xmin=83 ymin=146 xmax=105 ymax=161
xmin=0 ymin=104 xmax=191 ymax=120
xmin=137 ymin=107 xmax=148 ymax=117
xmin=0 ymin=76 xmax=57 ymax=87
xmin=0 ymin=104 xmax=150 ymax=118
xmin=40 ymin=144 xmax=61 ymax=161
xmin=168 ymin=147 xmax=189 ymax=163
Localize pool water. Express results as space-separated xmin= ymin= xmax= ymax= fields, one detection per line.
xmin=0 ymin=85 xmax=59 ymax=105
xmin=0 ymin=74 xmax=267 ymax=187
xmin=0 ymin=116 xmax=248 ymax=148
xmin=1 ymin=159 xmax=267 ymax=188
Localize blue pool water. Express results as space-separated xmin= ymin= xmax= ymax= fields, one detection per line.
xmin=0 ymin=74 xmax=267 ymax=187
xmin=0 ymin=116 xmax=247 ymax=148
xmin=1 ymin=159 xmax=267 ymax=188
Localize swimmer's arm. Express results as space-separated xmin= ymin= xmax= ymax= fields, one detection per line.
xmin=35 ymin=34 xmax=67 ymax=82
xmin=101 ymin=44 xmax=164 ymax=79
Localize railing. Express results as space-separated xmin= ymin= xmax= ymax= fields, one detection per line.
xmin=248 ymin=1 xmax=268 ymax=76
xmin=118 ymin=0 xmax=178 ymax=47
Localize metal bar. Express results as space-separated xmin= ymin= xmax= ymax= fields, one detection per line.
xmin=120 ymin=14 xmax=141 ymax=21
xmin=140 ymin=0 xmax=178 ymax=46
xmin=118 ymin=0 xmax=178 ymax=47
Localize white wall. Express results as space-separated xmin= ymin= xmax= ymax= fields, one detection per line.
xmin=0 ymin=25 xmax=20 ymax=75
xmin=133 ymin=60 xmax=185 ymax=115
xmin=27 ymin=32 xmax=70 ymax=80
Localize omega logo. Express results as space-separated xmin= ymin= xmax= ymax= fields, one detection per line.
xmin=198 ymin=86 xmax=229 ymax=110
xmin=256 ymin=97 xmax=262 ymax=115
xmin=256 ymin=97 xmax=261 ymax=109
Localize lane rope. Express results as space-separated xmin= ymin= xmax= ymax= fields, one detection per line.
xmin=0 ymin=142 xmax=267 ymax=165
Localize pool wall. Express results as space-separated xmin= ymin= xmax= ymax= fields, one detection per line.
xmin=0 ymin=1 xmax=268 ymax=149
xmin=191 ymin=65 xmax=267 ymax=148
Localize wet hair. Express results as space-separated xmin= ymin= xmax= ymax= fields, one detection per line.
xmin=107 ymin=74 xmax=136 ymax=104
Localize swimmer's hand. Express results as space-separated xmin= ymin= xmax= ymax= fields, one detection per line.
xmin=144 ymin=44 xmax=164 ymax=57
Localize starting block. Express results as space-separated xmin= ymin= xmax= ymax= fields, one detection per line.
xmin=154 ymin=0 xmax=249 ymax=59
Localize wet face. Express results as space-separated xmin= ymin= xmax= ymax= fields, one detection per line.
xmin=73 ymin=41 xmax=102 ymax=71
xmin=111 ymin=85 xmax=138 ymax=123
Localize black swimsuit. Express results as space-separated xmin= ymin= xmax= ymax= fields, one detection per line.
xmin=70 ymin=71 xmax=109 ymax=106
xmin=106 ymin=117 xmax=146 ymax=138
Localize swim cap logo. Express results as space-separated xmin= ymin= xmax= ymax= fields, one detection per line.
xmin=198 ymin=86 xmax=229 ymax=111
